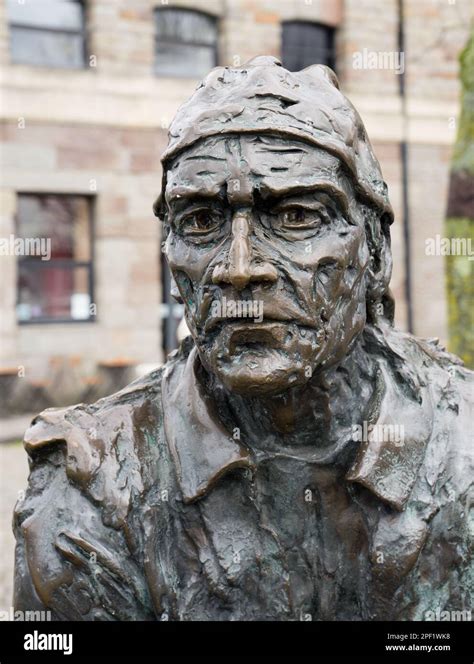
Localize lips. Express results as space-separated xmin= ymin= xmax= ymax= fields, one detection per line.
xmin=205 ymin=319 xmax=293 ymax=356
xmin=218 ymin=321 xmax=290 ymax=355
xmin=204 ymin=311 xmax=265 ymax=333
xmin=204 ymin=299 xmax=316 ymax=332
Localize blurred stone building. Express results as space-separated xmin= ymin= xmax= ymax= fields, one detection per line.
xmin=0 ymin=0 xmax=471 ymax=410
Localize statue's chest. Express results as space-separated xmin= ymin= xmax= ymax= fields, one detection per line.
xmin=162 ymin=460 xmax=377 ymax=620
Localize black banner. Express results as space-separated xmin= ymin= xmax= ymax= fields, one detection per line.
xmin=0 ymin=620 xmax=471 ymax=662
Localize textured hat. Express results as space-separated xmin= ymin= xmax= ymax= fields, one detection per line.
xmin=160 ymin=56 xmax=393 ymax=223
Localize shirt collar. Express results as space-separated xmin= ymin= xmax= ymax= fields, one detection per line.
xmin=161 ymin=345 xmax=252 ymax=504
xmin=161 ymin=344 xmax=433 ymax=511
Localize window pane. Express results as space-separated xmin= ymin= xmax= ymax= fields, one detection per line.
xmin=17 ymin=264 xmax=91 ymax=321
xmin=282 ymin=22 xmax=335 ymax=72
xmin=154 ymin=8 xmax=217 ymax=77
xmin=16 ymin=194 xmax=91 ymax=262
xmin=10 ymin=26 xmax=85 ymax=68
xmin=155 ymin=8 xmax=216 ymax=45
xmin=16 ymin=194 xmax=93 ymax=323
xmin=155 ymin=43 xmax=216 ymax=77
xmin=7 ymin=0 xmax=83 ymax=31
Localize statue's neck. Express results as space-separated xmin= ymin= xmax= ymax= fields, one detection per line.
xmin=198 ymin=336 xmax=378 ymax=458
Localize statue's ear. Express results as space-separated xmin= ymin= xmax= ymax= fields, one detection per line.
xmin=170 ymin=273 xmax=183 ymax=303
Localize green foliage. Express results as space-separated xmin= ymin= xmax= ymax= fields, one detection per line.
xmin=445 ymin=30 xmax=474 ymax=368
xmin=445 ymin=217 xmax=474 ymax=367
xmin=453 ymin=30 xmax=474 ymax=173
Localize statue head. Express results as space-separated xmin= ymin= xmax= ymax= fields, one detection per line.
xmin=155 ymin=56 xmax=395 ymax=396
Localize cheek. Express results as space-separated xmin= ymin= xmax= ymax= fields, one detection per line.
xmin=165 ymin=236 xmax=200 ymax=314
xmin=273 ymin=222 xmax=365 ymax=270
xmin=328 ymin=230 xmax=370 ymax=303
xmin=165 ymin=235 xmax=211 ymax=293
xmin=291 ymin=227 xmax=369 ymax=307
xmin=165 ymin=234 xmax=221 ymax=322
xmin=316 ymin=231 xmax=369 ymax=358
xmin=166 ymin=232 xmax=227 ymax=277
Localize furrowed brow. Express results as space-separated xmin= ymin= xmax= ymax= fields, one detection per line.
xmin=260 ymin=182 xmax=349 ymax=215
xmin=182 ymin=155 xmax=226 ymax=162
xmin=166 ymin=187 xmax=225 ymax=208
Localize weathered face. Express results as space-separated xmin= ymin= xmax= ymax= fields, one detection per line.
xmin=163 ymin=134 xmax=371 ymax=396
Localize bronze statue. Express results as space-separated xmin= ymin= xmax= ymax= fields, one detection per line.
xmin=13 ymin=57 xmax=473 ymax=621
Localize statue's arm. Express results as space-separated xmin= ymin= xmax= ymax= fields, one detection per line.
xmin=13 ymin=407 xmax=157 ymax=620
xmin=13 ymin=418 xmax=69 ymax=618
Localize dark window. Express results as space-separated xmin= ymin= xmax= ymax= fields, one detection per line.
xmin=16 ymin=194 xmax=95 ymax=323
xmin=282 ymin=21 xmax=336 ymax=72
xmin=160 ymin=254 xmax=184 ymax=356
xmin=154 ymin=8 xmax=217 ymax=78
xmin=7 ymin=0 xmax=86 ymax=69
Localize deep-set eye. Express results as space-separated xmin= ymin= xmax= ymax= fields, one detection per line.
xmin=280 ymin=207 xmax=307 ymax=227
xmin=180 ymin=208 xmax=223 ymax=235
xmin=277 ymin=206 xmax=323 ymax=230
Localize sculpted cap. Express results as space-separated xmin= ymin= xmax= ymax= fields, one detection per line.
xmin=160 ymin=55 xmax=393 ymax=224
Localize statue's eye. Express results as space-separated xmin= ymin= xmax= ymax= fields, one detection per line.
xmin=280 ymin=207 xmax=307 ymax=227
xmin=181 ymin=209 xmax=222 ymax=235
xmin=278 ymin=206 xmax=322 ymax=230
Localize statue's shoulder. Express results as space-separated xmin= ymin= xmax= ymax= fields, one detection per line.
xmin=408 ymin=333 xmax=474 ymax=410
xmin=368 ymin=324 xmax=473 ymax=486
xmin=393 ymin=330 xmax=473 ymax=497
xmin=394 ymin=328 xmax=473 ymax=429
xmin=16 ymin=339 xmax=193 ymax=525
xmin=372 ymin=323 xmax=473 ymax=395
xmin=13 ymin=344 xmax=192 ymax=618
xmin=22 ymin=363 xmax=165 ymax=494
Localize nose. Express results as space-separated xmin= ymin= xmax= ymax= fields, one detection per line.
xmin=212 ymin=211 xmax=278 ymax=290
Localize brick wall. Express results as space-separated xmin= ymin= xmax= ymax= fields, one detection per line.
xmin=1 ymin=120 xmax=166 ymax=394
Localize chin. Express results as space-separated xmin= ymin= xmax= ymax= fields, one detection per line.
xmin=200 ymin=344 xmax=320 ymax=396
xmin=194 ymin=320 xmax=335 ymax=396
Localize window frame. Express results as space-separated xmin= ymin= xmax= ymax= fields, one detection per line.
xmin=15 ymin=192 xmax=96 ymax=326
xmin=153 ymin=6 xmax=218 ymax=79
xmin=8 ymin=0 xmax=88 ymax=70
xmin=281 ymin=20 xmax=336 ymax=73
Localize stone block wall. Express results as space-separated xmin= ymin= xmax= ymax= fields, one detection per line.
xmin=0 ymin=121 xmax=166 ymax=402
